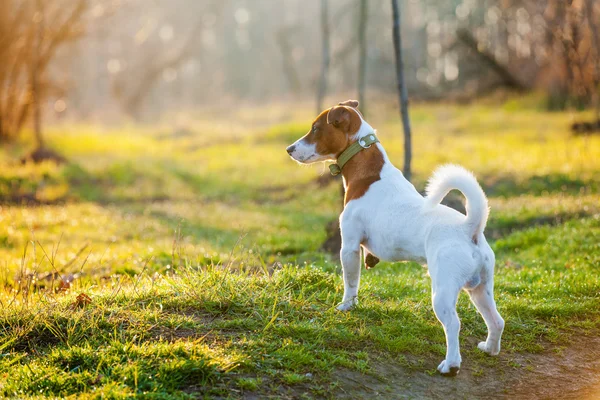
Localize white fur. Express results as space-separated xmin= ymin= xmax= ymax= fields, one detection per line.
xmin=424 ymin=164 xmax=490 ymax=238
xmin=288 ymin=140 xmax=326 ymax=163
xmin=290 ymin=112 xmax=504 ymax=376
xmin=350 ymin=114 xmax=376 ymax=141
xmin=337 ymin=157 xmax=504 ymax=375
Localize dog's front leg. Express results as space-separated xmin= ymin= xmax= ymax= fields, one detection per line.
xmin=337 ymin=245 xmax=361 ymax=311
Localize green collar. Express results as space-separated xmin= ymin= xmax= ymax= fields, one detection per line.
xmin=329 ymin=133 xmax=379 ymax=176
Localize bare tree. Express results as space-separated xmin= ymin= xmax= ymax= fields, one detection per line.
xmin=391 ymin=0 xmax=412 ymax=181
xmin=456 ymin=28 xmax=527 ymax=91
xmin=0 ymin=2 xmax=34 ymax=142
xmin=357 ymin=0 xmax=368 ymax=116
xmin=0 ymin=0 xmax=89 ymax=152
xmin=277 ymin=26 xmax=302 ymax=97
xmin=32 ymin=0 xmax=45 ymax=150
xmin=316 ymin=0 xmax=331 ymax=113
xmin=112 ymin=19 xmax=205 ymax=120
xmin=585 ymin=0 xmax=600 ymax=121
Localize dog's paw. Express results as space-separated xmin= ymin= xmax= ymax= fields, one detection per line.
xmin=336 ymin=298 xmax=357 ymax=311
xmin=437 ymin=360 xmax=460 ymax=377
xmin=477 ymin=341 xmax=500 ymax=356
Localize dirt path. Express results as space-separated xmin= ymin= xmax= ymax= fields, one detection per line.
xmin=333 ymin=333 xmax=600 ymax=399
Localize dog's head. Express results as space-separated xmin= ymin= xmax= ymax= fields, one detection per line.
xmin=286 ymin=100 xmax=364 ymax=164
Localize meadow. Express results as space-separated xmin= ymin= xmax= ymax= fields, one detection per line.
xmin=0 ymin=99 xmax=599 ymax=399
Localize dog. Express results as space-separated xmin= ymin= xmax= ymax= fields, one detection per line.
xmin=286 ymin=100 xmax=504 ymax=376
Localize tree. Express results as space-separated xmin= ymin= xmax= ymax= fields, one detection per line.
xmin=32 ymin=0 xmax=45 ymax=150
xmin=391 ymin=0 xmax=412 ymax=181
xmin=357 ymin=0 xmax=368 ymax=116
xmin=111 ymin=18 xmax=205 ymax=120
xmin=0 ymin=0 xmax=89 ymax=155
xmin=316 ymin=0 xmax=331 ymax=113
xmin=585 ymin=0 xmax=600 ymax=120
xmin=455 ymin=28 xmax=527 ymax=91
xmin=276 ymin=25 xmax=302 ymax=97
xmin=0 ymin=2 xmax=34 ymax=142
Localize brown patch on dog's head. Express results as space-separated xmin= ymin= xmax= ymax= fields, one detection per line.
xmin=304 ymin=109 xmax=350 ymax=159
xmin=338 ymin=99 xmax=359 ymax=108
xmin=289 ymin=101 xmax=364 ymax=161
xmin=336 ymin=99 xmax=364 ymax=119
xmin=326 ymin=101 xmax=362 ymax=135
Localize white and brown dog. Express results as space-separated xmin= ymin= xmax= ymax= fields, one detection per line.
xmin=286 ymin=100 xmax=504 ymax=376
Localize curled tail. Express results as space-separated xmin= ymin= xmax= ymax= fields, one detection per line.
xmin=424 ymin=164 xmax=489 ymax=241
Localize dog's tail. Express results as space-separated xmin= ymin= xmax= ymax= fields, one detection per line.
xmin=424 ymin=164 xmax=489 ymax=241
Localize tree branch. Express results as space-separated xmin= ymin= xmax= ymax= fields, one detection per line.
xmin=456 ymin=28 xmax=528 ymax=90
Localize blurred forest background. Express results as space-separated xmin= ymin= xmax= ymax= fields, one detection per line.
xmin=1 ymin=0 xmax=599 ymax=274
xmin=2 ymin=0 xmax=600 ymax=146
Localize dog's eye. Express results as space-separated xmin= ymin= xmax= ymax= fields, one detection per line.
xmin=312 ymin=126 xmax=319 ymax=134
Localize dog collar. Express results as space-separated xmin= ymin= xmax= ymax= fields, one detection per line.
xmin=329 ymin=133 xmax=379 ymax=176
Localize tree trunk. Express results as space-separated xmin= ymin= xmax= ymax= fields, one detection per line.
xmin=391 ymin=0 xmax=412 ymax=181
xmin=32 ymin=0 xmax=44 ymax=150
xmin=0 ymin=0 xmax=87 ymax=144
xmin=357 ymin=0 xmax=368 ymax=116
xmin=0 ymin=90 xmax=4 ymax=141
xmin=585 ymin=0 xmax=600 ymax=121
xmin=276 ymin=27 xmax=301 ymax=96
xmin=316 ymin=0 xmax=330 ymax=113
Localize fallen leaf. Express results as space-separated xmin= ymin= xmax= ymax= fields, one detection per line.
xmin=71 ymin=292 xmax=92 ymax=309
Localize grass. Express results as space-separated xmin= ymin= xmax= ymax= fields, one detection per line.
xmin=0 ymin=99 xmax=599 ymax=398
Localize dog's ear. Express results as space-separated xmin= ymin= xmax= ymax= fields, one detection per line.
xmin=338 ymin=99 xmax=359 ymax=108
xmin=327 ymin=106 xmax=350 ymax=129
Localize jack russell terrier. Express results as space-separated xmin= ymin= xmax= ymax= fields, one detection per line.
xmin=286 ymin=100 xmax=504 ymax=376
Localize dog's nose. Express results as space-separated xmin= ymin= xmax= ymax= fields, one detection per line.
xmin=286 ymin=145 xmax=295 ymax=155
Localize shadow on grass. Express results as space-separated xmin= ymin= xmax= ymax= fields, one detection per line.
xmin=482 ymin=173 xmax=598 ymax=197
xmin=168 ymin=166 xmax=304 ymax=205
xmin=486 ymin=210 xmax=594 ymax=240
xmin=145 ymin=208 xmax=246 ymax=256
xmin=2 ymin=160 xmax=597 ymax=265
xmin=3 ymin=159 xmax=296 ymax=206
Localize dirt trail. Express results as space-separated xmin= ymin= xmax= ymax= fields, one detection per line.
xmin=333 ymin=334 xmax=600 ymax=399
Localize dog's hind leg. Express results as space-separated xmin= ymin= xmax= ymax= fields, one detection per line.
xmin=428 ymin=252 xmax=464 ymax=376
xmin=431 ymin=279 xmax=462 ymax=376
xmin=468 ymin=278 xmax=505 ymax=356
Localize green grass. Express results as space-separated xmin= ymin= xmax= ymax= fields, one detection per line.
xmin=0 ymin=100 xmax=599 ymax=398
